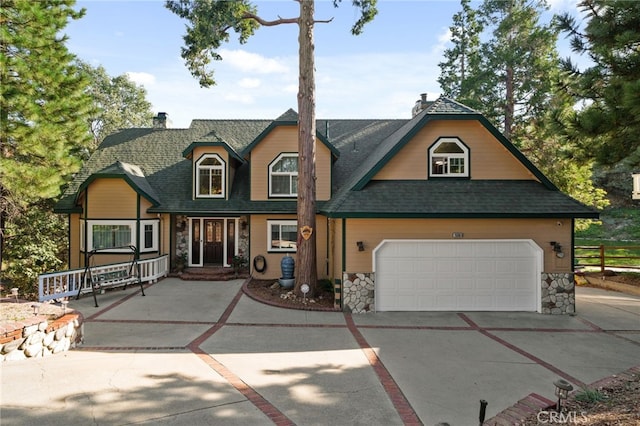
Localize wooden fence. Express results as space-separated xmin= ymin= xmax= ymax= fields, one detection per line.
xmin=574 ymin=245 xmax=640 ymax=272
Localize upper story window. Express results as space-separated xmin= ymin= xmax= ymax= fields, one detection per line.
xmin=428 ymin=137 xmax=469 ymax=178
xmin=269 ymin=153 xmax=298 ymax=197
xmin=196 ymin=154 xmax=225 ymax=198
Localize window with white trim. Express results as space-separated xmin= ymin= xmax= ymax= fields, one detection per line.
xmin=269 ymin=153 xmax=298 ymax=197
xmin=196 ymin=154 xmax=225 ymax=198
xmin=429 ymin=137 xmax=469 ymax=177
xmin=267 ymin=220 xmax=297 ymax=252
xmin=83 ymin=219 xmax=159 ymax=252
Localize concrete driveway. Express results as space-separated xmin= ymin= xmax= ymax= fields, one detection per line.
xmin=2 ymin=279 xmax=639 ymax=425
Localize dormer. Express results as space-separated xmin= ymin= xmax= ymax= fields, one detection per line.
xmin=182 ymin=134 xmax=245 ymax=201
xmin=242 ymin=109 xmax=340 ymax=201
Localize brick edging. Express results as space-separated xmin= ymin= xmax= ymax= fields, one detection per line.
xmin=483 ymin=364 xmax=640 ymax=425
xmin=241 ymin=279 xmax=341 ymax=312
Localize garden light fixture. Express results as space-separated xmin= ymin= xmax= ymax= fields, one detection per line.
xmin=553 ymin=378 xmax=573 ymax=411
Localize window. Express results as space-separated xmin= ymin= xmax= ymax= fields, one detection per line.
xmin=196 ymin=154 xmax=225 ymax=198
xmin=84 ymin=219 xmax=158 ymax=252
xmin=92 ymin=224 xmax=131 ymax=250
xmin=269 ymin=153 xmax=298 ymax=197
xmin=429 ymin=137 xmax=469 ymax=178
xmin=268 ymin=220 xmax=297 ymax=252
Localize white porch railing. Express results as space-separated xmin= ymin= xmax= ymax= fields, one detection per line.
xmin=38 ymin=255 xmax=169 ymax=302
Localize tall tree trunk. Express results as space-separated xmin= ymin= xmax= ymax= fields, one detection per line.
xmin=295 ymin=0 xmax=318 ymax=296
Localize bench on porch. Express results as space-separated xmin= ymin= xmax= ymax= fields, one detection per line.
xmin=77 ymin=245 xmax=146 ymax=307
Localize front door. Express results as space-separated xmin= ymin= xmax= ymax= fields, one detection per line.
xmin=203 ymin=219 xmax=223 ymax=265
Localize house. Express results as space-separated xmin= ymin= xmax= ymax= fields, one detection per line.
xmin=54 ymin=96 xmax=598 ymax=314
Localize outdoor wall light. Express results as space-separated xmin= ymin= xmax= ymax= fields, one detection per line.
xmin=357 ymin=241 xmax=365 ymax=251
xmin=553 ymin=378 xmax=573 ymax=411
xmin=550 ymin=241 xmax=565 ymax=258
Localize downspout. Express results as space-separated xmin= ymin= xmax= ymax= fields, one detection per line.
xmin=341 ymin=218 xmax=347 ymax=277
xmin=135 ymin=194 xmax=141 ymax=260
xmin=83 ymin=190 xmax=89 ymax=268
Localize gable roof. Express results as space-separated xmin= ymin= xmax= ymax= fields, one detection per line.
xmin=349 ymin=97 xmax=556 ymax=191
xmin=241 ymin=109 xmax=341 ymax=159
xmin=75 ymin=160 xmax=161 ymax=206
xmin=54 ymin=102 xmax=598 ymax=219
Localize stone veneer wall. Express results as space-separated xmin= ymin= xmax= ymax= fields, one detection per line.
xmin=342 ymin=271 xmax=575 ymax=315
xmin=342 ymin=272 xmax=375 ymax=313
xmin=1 ymin=313 xmax=84 ymax=362
xmin=541 ymin=272 xmax=575 ymax=315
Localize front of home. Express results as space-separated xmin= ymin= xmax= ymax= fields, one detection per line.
xmin=54 ymin=96 xmax=598 ymax=314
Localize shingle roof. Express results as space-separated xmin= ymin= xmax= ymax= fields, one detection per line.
xmin=55 ymin=97 xmax=598 ymax=219
xmin=320 ymin=180 xmax=599 ymax=218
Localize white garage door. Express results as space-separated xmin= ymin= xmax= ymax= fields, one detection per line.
xmin=374 ymin=240 xmax=542 ymax=312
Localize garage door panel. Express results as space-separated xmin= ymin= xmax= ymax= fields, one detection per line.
xmin=375 ymin=240 xmax=541 ymax=312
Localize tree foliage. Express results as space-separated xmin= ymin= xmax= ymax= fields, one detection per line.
xmin=437 ymin=0 xmax=484 ymax=110
xmin=0 ymin=0 xmax=94 ymax=291
xmin=78 ymin=61 xmax=154 ymax=149
xmin=166 ymin=0 xmax=377 ymax=296
xmin=0 ymin=0 xmax=93 ymax=208
xmin=438 ymin=0 xmax=609 ymax=214
xmin=556 ymin=0 xmax=640 ymax=165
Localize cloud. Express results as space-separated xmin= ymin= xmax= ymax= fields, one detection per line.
xmin=238 ymin=78 xmax=261 ymax=89
xmin=224 ymin=93 xmax=255 ymax=105
xmin=547 ymin=0 xmax=579 ymax=12
xmin=219 ymin=49 xmax=290 ymax=74
xmin=126 ymin=71 xmax=156 ymax=86
xmin=434 ymin=27 xmax=452 ymax=54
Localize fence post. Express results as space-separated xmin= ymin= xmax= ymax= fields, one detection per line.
xmin=600 ymin=245 xmax=605 ymax=273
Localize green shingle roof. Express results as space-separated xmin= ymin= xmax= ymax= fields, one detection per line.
xmin=320 ymin=180 xmax=599 ymax=218
xmin=54 ymin=96 xmax=598 ymax=219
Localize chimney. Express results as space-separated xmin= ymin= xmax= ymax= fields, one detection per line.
xmin=153 ymin=112 xmax=168 ymax=129
xmin=411 ymin=93 xmax=433 ymax=117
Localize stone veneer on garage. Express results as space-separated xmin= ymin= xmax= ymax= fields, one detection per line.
xmin=342 ymin=272 xmax=575 ymax=315
xmin=1 ymin=312 xmax=84 ymax=362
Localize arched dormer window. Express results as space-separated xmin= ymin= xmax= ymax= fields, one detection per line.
xmin=196 ymin=154 xmax=225 ymax=198
xmin=269 ymin=153 xmax=298 ymax=197
xmin=428 ymin=137 xmax=469 ymax=178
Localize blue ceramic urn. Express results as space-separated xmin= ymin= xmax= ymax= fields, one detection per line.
xmin=281 ymin=255 xmax=295 ymax=279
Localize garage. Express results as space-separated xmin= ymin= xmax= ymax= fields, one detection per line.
xmin=373 ymin=240 xmax=542 ymax=312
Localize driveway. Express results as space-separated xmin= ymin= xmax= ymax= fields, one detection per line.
xmin=2 ymin=279 xmax=639 ymax=425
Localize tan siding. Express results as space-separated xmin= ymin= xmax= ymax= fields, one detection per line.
xmin=329 ymin=218 xmax=344 ymax=281
xmin=250 ymin=126 xmax=333 ymax=200
xmin=86 ymin=179 xmax=138 ymax=218
xmin=344 ymin=218 xmax=572 ymax=274
xmin=249 ymin=214 xmax=329 ymax=280
xmin=315 ymin=146 xmax=332 ymax=200
xmin=251 ymin=127 xmax=298 ymax=200
xmin=160 ymin=214 xmax=171 ymax=259
xmin=373 ymin=120 xmax=536 ymax=181
xmin=69 ymin=214 xmax=81 ymax=269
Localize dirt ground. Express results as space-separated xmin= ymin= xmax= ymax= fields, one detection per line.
xmin=245 ymin=279 xmax=337 ymax=310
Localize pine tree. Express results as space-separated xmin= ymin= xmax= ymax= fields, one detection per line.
xmin=0 ymin=0 xmax=94 ymax=286
xmin=478 ymin=0 xmax=559 ymax=141
xmin=165 ymin=0 xmax=377 ymax=297
xmin=438 ymin=0 xmax=484 ymax=110
xmin=556 ymin=0 xmax=640 ymax=165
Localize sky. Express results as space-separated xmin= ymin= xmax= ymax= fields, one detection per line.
xmin=65 ymin=0 xmax=582 ymax=128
